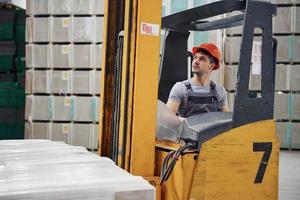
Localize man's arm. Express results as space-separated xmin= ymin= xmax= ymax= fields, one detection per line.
xmin=166 ymin=99 xmax=180 ymax=114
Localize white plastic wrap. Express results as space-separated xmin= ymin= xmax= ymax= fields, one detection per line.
xmin=224 ymin=65 xmax=237 ymax=91
xmin=71 ymin=123 xmax=93 ymax=148
xmin=72 ymin=17 xmax=95 ymax=42
xmin=52 ymin=45 xmax=73 ymax=68
xmin=25 ymin=95 xmax=51 ymax=121
xmin=32 ymin=44 xmax=51 ymax=68
xmin=72 ymin=71 xmax=93 ymax=94
xmin=290 ymin=65 xmax=300 ymax=91
xmin=31 ymin=0 xmax=51 ymax=15
xmin=51 ymin=0 xmax=73 ymax=15
xmin=25 ymin=18 xmax=33 ymax=42
xmin=94 ymin=0 xmax=104 ymax=15
xmin=275 ymin=65 xmax=290 ymax=91
xmin=94 ymin=44 xmax=103 ymax=69
xmin=94 ymin=70 xmax=101 ymax=94
xmin=51 ymin=70 xmax=72 ymax=94
xmin=52 ymin=96 xmax=73 ymax=121
xmin=73 ymin=44 xmax=94 ymax=69
xmin=73 ymin=0 xmax=94 ymax=15
xmin=50 ymin=122 xmax=71 ymax=143
xmin=95 ymin=17 xmax=104 ymax=42
xmin=25 ymin=122 xmax=50 ymax=139
xmin=25 ymin=70 xmax=51 ymax=94
xmin=33 ymin=17 xmax=51 ymax=42
xmin=73 ymin=96 xmax=94 ymax=122
xmin=0 ymin=140 xmax=154 ymax=200
xmin=25 ymin=44 xmax=33 ymax=68
xmin=92 ymin=124 xmax=99 ymax=149
xmin=52 ymin=17 xmax=72 ymax=42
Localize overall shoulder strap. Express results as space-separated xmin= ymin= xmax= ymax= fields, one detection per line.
xmin=184 ymin=81 xmax=193 ymax=91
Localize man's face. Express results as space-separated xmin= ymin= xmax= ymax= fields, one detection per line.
xmin=192 ymin=52 xmax=215 ymax=76
xmin=192 ymin=52 xmax=215 ymax=75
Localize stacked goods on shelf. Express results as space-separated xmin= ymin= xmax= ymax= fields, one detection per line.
xmin=272 ymin=0 xmax=300 ymax=149
xmin=223 ymin=1 xmax=300 ymax=149
xmin=0 ymin=5 xmax=26 ymax=139
xmin=25 ymin=0 xmax=104 ymax=150
xmin=0 ymin=140 xmax=155 ymax=200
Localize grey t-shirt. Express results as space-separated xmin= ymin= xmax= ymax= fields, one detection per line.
xmin=168 ymin=79 xmax=228 ymax=111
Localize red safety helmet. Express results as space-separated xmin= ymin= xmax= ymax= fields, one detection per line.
xmin=192 ymin=43 xmax=221 ymax=70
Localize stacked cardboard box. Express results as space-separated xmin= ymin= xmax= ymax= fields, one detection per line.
xmin=25 ymin=0 xmax=104 ymax=150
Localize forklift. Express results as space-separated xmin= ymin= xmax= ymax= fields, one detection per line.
xmin=99 ymin=0 xmax=279 ymax=199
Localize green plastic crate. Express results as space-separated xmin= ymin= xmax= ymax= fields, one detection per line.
xmin=0 ymin=41 xmax=16 ymax=71
xmin=17 ymin=72 xmax=25 ymax=89
xmin=0 ymin=10 xmax=15 ymax=40
xmin=0 ymin=83 xmax=25 ymax=108
xmin=0 ymin=55 xmax=14 ymax=71
xmin=15 ymin=24 xmax=25 ymax=41
xmin=0 ymin=107 xmax=24 ymax=123
xmin=0 ymin=123 xmax=24 ymax=140
xmin=15 ymin=55 xmax=25 ymax=72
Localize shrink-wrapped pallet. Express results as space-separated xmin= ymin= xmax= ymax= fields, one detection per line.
xmin=276 ymin=122 xmax=290 ymax=149
xmin=274 ymin=93 xmax=290 ymax=120
xmin=72 ymin=17 xmax=94 ymax=42
xmin=94 ymin=0 xmax=105 ymax=15
xmin=0 ymin=140 xmax=155 ymax=200
xmin=52 ymin=96 xmax=73 ymax=121
xmin=275 ymin=65 xmax=290 ymax=91
xmin=28 ymin=44 xmax=51 ymax=68
xmin=71 ymin=123 xmax=93 ymax=148
xmin=291 ymin=123 xmax=300 ymax=149
xmin=290 ymin=65 xmax=300 ymax=91
xmin=25 ymin=70 xmax=51 ymax=94
xmin=51 ymin=0 xmax=72 ymax=15
xmin=94 ymin=44 xmax=102 ymax=69
xmin=52 ymin=45 xmax=72 ymax=68
xmin=25 ymin=95 xmax=51 ymax=121
xmin=26 ymin=18 xmax=33 ymax=42
xmin=73 ymin=0 xmax=94 ymax=15
xmin=33 ymin=17 xmax=51 ymax=42
xmin=291 ymin=94 xmax=300 ymax=120
xmin=51 ymin=122 xmax=70 ymax=144
xmin=92 ymin=124 xmax=99 ymax=149
xmin=52 ymin=17 xmax=72 ymax=42
xmin=95 ymin=17 xmax=104 ymax=43
xmin=273 ymin=7 xmax=292 ymax=34
xmin=73 ymin=96 xmax=92 ymax=122
xmin=51 ymin=70 xmax=72 ymax=94
xmin=292 ymin=36 xmax=300 ymax=62
xmin=29 ymin=0 xmax=51 ymax=15
xmin=94 ymin=70 xmax=101 ymax=94
xmin=274 ymin=36 xmax=290 ymax=62
xmin=73 ymin=44 xmax=94 ymax=68
xmin=224 ymin=65 xmax=237 ymax=91
xmin=25 ymin=122 xmax=50 ymax=139
xmin=72 ymin=71 xmax=93 ymax=94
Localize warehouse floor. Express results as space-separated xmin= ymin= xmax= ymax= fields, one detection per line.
xmin=280 ymin=150 xmax=300 ymax=200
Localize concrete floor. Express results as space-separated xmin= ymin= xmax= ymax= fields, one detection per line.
xmin=279 ymin=150 xmax=300 ymax=200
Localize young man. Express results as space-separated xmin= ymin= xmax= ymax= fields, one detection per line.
xmin=166 ymin=43 xmax=229 ymax=118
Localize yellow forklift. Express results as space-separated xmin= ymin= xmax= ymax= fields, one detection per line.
xmin=99 ymin=0 xmax=279 ymax=199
